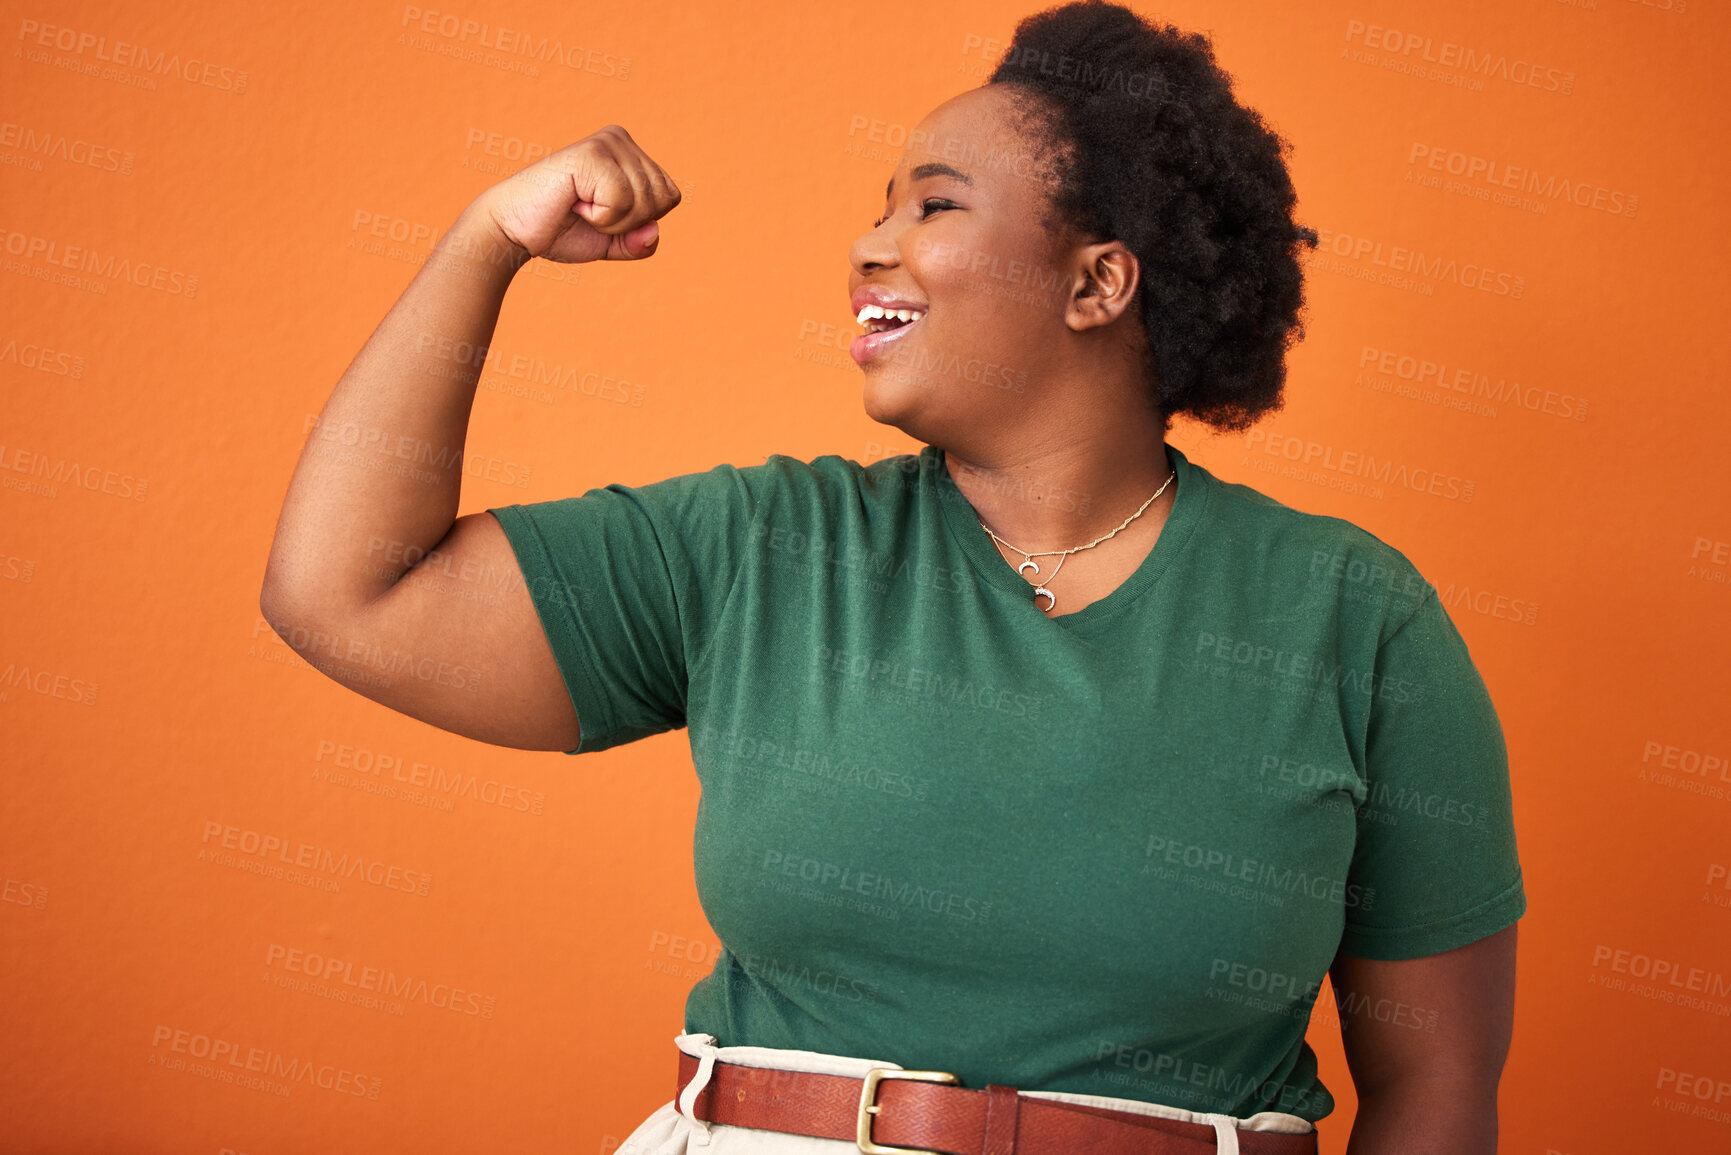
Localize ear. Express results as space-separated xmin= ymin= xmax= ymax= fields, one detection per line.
xmin=1064 ymin=240 xmax=1140 ymax=333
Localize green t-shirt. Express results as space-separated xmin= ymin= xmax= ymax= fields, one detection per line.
xmin=486 ymin=442 xmax=1525 ymax=1123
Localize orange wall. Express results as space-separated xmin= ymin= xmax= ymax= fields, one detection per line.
xmin=4 ymin=2 xmax=1728 ymax=1152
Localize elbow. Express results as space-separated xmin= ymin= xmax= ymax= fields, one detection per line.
xmin=258 ymin=570 xmax=324 ymax=640
xmin=258 ymin=561 xmax=296 ymax=625
xmin=259 ymin=546 xmax=341 ymax=630
xmin=259 ymin=572 xmax=370 ymax=651
xmin=258 ymin=580 xmax=295 ymax=642
xmin=257 ymin=583 xmax=339 ymax=661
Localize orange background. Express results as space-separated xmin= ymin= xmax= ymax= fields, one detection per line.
xmin=4 ymin=1 xmax=1729 ymax=1152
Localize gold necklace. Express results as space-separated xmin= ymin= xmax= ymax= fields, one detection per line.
xmin=975 ymin=470 xmax=1175 ymax=614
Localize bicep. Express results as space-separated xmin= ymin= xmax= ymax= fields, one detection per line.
xmin=1327 ymin=922 xmax=1518 ymax=1096
xmin=318 ymin=511 xmax=582 ymax=752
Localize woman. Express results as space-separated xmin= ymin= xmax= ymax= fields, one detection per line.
xmin=261 ymin=2 xmax=1524 ymax=1151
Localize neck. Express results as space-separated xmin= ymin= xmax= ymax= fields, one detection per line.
xmin=942 ymin=421 xmax=1175 ymax=554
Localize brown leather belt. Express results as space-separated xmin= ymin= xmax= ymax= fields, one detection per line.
xmin=674 ymin=1049 xmax=1318 ymax=1154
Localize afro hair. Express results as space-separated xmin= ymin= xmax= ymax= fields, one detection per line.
xmin=987 ymin=0 xmax=1320 ymax=434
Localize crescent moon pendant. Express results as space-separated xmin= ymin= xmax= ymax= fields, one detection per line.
xmin=1033 ymin=586 xmax=1056 ymax=612
xmin=1017 ymin=559 xmax=1040 ymax=576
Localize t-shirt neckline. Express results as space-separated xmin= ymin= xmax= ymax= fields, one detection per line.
xmin=925 ymin=441 xmax=1207 ymax=629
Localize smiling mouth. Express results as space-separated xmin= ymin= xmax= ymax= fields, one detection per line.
xmin=856 ymin=304 xmax=927 ymax=334
xmin=851 ymin=305 xmax=928 ymax=365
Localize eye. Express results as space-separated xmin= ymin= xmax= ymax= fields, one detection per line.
xmin=871 ymin=198 xmax=958 ymax=229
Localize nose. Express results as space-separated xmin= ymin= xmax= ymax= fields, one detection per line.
xmin=848 ymin=217 xmax=899 ymax=279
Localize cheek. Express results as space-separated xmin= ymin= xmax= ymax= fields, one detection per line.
xmin=913 ymin=233 xmax=1066 ymax=333
xmin=905 ymin=234 xmax=982 ymax=299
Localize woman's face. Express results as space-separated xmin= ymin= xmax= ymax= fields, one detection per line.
xmin=846 ymin=85 xmax=1088 ymax=451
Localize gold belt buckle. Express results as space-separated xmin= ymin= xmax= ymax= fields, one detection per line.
xmin=856 ymin=1067 xmax=962 ymax=1155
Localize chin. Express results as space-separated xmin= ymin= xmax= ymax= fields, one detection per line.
xmin=859 ymin=373 xmax=900 ymax=425
xmin=863 ymin=399 xmax=945 ymax=457
xmin=861 ymin=374 xmax=924 ymax=436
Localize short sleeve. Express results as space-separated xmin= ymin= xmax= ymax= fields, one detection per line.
xmin=486 ymin=462 xmax=767 ymax=755
xmin=1339 ymin=590 xmax=1527 ymax=959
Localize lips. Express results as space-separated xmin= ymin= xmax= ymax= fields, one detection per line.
xmin=850 ymin=284 xmax=928 ymax=317
xmin=849 ymin=310 xmax=924 ymax=365
xmin=849 ymin=285 xmax=929 ymax=366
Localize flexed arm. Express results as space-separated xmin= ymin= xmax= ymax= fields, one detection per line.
xmin=259 ymin=127 xmax=682 ymax=750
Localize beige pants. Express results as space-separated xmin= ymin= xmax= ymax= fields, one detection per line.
xmin=612 ymin=1031 xmax=1315 ymax=1155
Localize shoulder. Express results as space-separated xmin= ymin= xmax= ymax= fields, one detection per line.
xmin=597 ymin=451 xmax=923 ymax=531
xmin=1185 ymin=455 xmax=1437 ymax=635
xmin=735 ymin=450 xmax=925 ymax=505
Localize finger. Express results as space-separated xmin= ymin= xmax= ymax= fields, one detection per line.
xmin=606 ymin=147 xmax=664 ymax=233
xmin=628 ymin=143 xmax=678 ymax=207
xmin=573 ymin=139 xmax=638 ymax=231
xmin=581 ymin=127 xmax=657 ymax=232
xmin=643 ymin=163 xmax=683 ymax=215
xmin=605 ymin=128 xmax=682 ymax=225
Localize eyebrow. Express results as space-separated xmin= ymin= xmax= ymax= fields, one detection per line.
xmin=885 ymin=163 xmax=974 ymax=202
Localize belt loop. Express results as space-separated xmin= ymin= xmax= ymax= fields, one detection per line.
xmin=1202 ymin=1113 xmax=1239 ymax=1155
xmin=982 ymin=1084 xmax=1020 ymax=1155
xmin=675 ymin=1034 xmax=720 ymax=1146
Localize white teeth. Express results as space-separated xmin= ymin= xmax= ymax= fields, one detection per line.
xmin=855 ymin=304 xmax=926 ymax=328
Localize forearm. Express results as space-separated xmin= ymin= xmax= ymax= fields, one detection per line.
xmin=1344 ymin=1081 xmax=1497 ymax=1155
xmin=261 ymin=201 xmax=530 ymax=619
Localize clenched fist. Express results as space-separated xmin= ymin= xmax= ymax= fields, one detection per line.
xmin=474 ymin=125 xmax=682 ymax=264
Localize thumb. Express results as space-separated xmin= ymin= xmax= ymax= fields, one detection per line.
xmin=609 ymin=220 xmax=661 ymax=260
